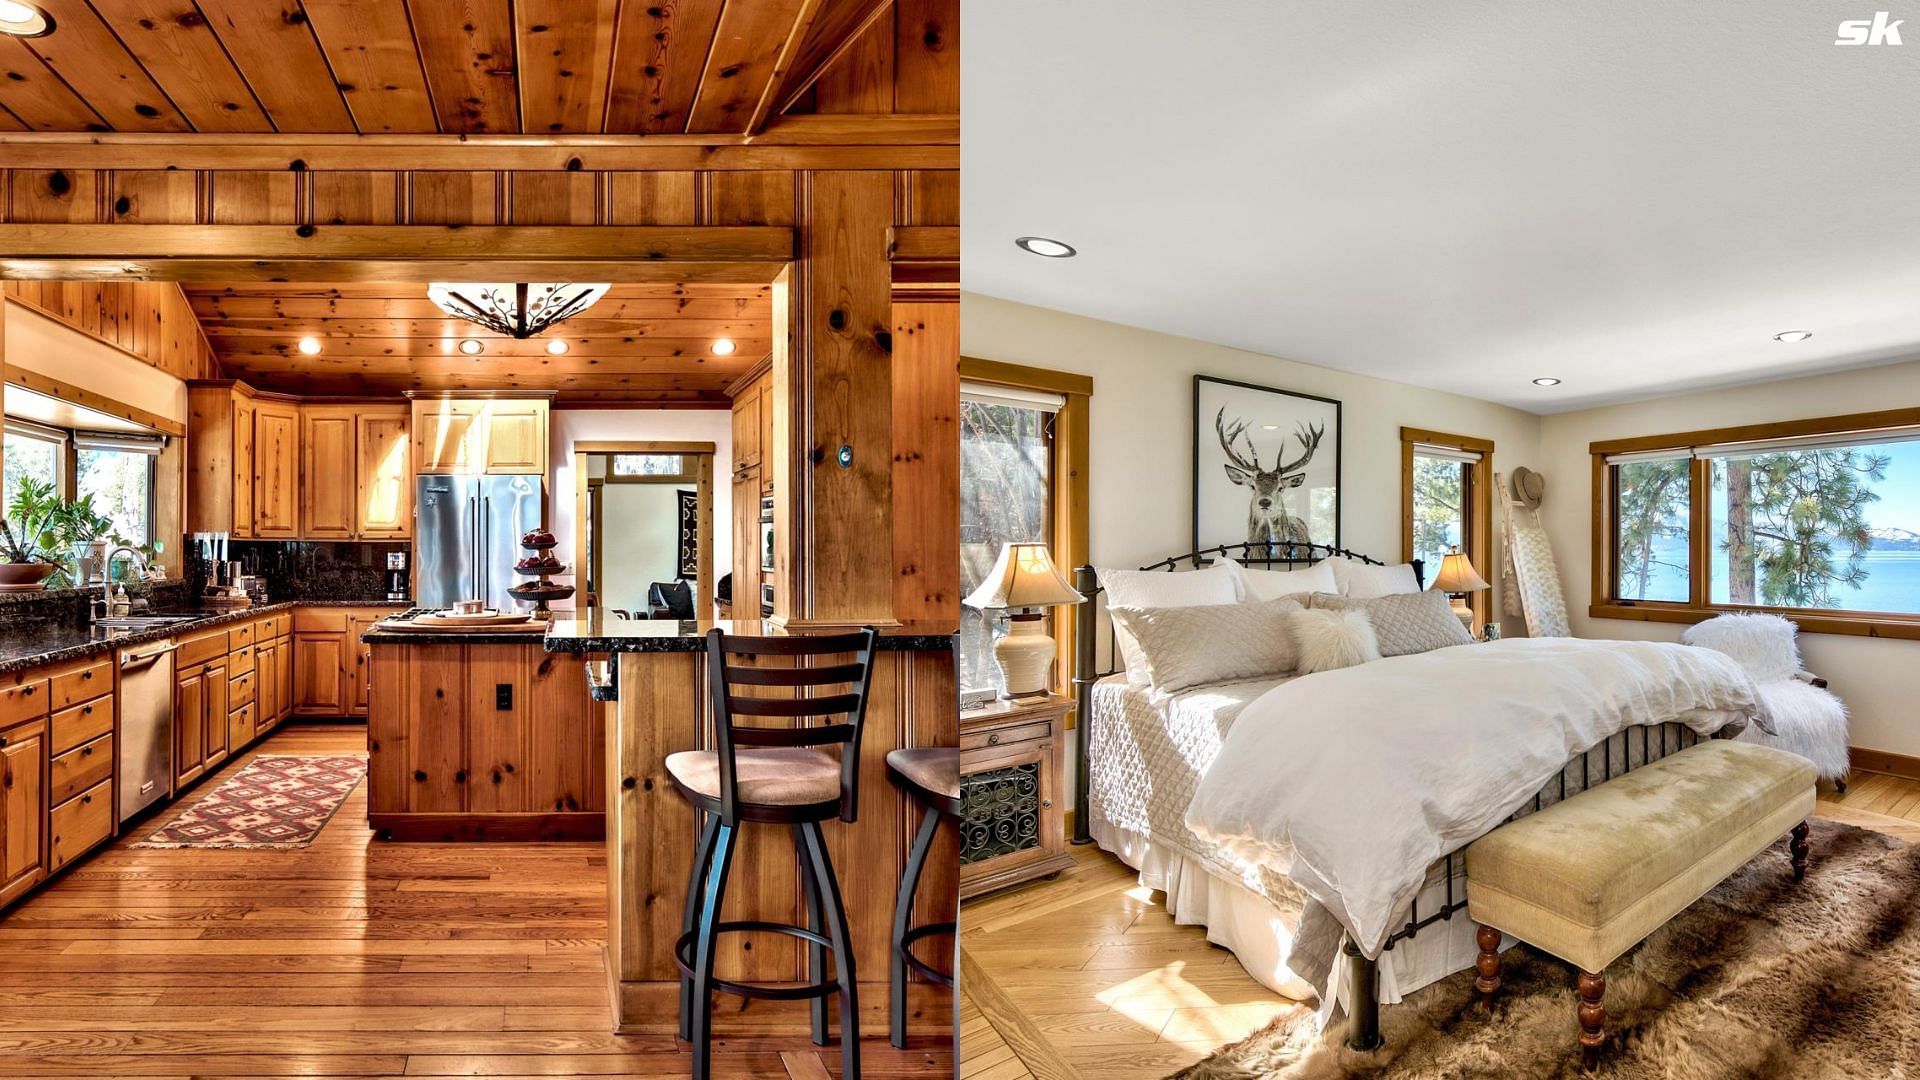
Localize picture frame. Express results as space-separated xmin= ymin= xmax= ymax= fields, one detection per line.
xmin=1192 ymin=374 xmax=1342 ymax=551
xmin=676 ymin=489 xmax=698 ymax=579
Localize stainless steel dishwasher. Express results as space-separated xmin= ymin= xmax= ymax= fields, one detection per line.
xmin=118 ymin=640 xmax=177 ymax=821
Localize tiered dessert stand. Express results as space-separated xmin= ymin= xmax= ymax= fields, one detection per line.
xmin=508 ymin=533 xmax=574 ymax=619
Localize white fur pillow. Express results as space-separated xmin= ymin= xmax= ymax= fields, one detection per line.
xmin=1223 ymin=558 xmax=1338 ymax=601
xmin=1289 ymin=607 xmax=1382 ymax=674
xmin=1321 ymin=555 xmax=1423 ymax=598
xmin=1681 ymin=612 xmax=1802 ymax=682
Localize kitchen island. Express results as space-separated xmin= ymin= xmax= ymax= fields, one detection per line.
xmin=542 ymin=616 xmax=959 ymax=1039
xmin=362 ymin=618 xmax=602 ymax=841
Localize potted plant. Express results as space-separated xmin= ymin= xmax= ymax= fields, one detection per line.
xmin=0 ymin=478 xmax=61 ymax=591
xmin=54 ymin=493 xmax=127 ymax=585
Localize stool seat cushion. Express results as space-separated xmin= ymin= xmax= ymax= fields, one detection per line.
xmin=887 ymin=747 xmax=960 ymax=801
xmin=665 ymin=748 xmax=840 ymax=806
xmin=1466 ymin=739 xmax=1815 ymax=973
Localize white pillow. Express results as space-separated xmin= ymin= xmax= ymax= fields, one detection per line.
xmin=1223 ymin=558 xmax=1338 ymax=601
xmin=1680 ymin=613 xmax=1802 ymax=683
xmin=1323 ymin=555 xmax=1422 ymax=599
xmin=1098 ymin=562 xmax=1240 ymax=685
xmin=1290 ymin=607 xmax=1383 ymax=674
xmin=1112 ymin=597 xmax=1303 ymax=692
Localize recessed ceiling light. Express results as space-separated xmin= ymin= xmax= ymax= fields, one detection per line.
xmin=545 ymin=339 xmax=568 ymax=355
xmin=296 ymin=336 xmax=322 ymax=356
xmin=711 ymin=339 xmax=736 ymax=356
xmin=1774 ymin=330 xmax=1813 ymax=343
xmin=1015 ymin=236 xmax=1077 ymax=258
xmin=0 ymin=1 xmax=53 ymax=37
xmin=1532 ymin=377 xmax=1562 ymax=387
xmin=458 ymin=339 xmax=484 ymax=356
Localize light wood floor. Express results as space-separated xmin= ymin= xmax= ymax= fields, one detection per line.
xmin=0 ymin=724 xmax=950 ymax=1079
xmin=960 ymin=777 xmax=1920 ymax=1080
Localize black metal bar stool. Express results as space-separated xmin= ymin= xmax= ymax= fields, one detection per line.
xmin=885 ymin=747 xmax=959 ymax=1049
xmin=667 ymin=627 xmax=879 ymax=1080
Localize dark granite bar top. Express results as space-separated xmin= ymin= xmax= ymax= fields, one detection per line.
xmin=0 ymin=598 xmax=406 ymax=675
xmin=541 ymin=616 xmax=956 ymax=654
xmin=361 ymin=626 xmax=550 ymax=645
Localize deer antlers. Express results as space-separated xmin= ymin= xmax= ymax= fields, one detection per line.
xmin=1215 ymin=408 xmax=1325 ymax=477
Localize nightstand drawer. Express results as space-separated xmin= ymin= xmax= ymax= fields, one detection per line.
xmin=961 ymin=719 xmax=1051 ymax=751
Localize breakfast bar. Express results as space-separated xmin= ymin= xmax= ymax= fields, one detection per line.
xmin=542 ymin=616 xmax=959 ymax=1039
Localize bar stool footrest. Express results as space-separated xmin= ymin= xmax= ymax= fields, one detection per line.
xmin=898 ymin=920 xmax=957 ymax=988
xmin=677 ymin=922 xmax=844 ymax=1002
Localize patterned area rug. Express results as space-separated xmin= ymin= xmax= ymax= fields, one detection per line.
xmin=1172 ymin=820 xmax=1915 ymax=1079
xmin=136 ymin=755 xmax=366 ymax=849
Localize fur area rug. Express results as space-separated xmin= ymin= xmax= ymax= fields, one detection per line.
xmin=1172 ymin=820 xmax=1915 ymax=1079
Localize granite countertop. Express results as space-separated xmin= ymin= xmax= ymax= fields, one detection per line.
xmin=361 ymin=621 xmax=550 ymax=645
xmin=541 ymin=616 xmax=956 ymax=654
xmin=0 ymin=598 xmax=405 ymax=675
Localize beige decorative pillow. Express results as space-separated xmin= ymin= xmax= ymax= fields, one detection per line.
xmin=1289 ymin=607 xmax=1382 ymax=674
xmin=1111 ymin=597 xmax=1303 ymax=692
xmin=1311 ymin=591 xmax=1473 ymax=657
xmin=1098 ymin=562 xmax=1241 ymax=686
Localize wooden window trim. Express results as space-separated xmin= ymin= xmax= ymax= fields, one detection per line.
xmin=1590 ymin=406 xmax=1920 ymax=638
xmin=961 ymin=356 xmax=1093 ymax=701
xmin=1400 ymin=427 xmax=1494 ymax=632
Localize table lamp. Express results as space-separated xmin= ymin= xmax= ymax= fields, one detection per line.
xmin=1431 ymin=546 xmax=1491 ymax=632
xmin=963 ymin=542 xmax=1085 ymax=699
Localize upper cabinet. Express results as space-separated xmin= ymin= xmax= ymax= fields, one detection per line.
xmin=187 ymin=382 xmax=411 ymax=542
xmin=411 ymin=397 xmax=549 ymax=476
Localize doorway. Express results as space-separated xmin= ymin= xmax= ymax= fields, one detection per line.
xmin=575 ymin=441 xmax=716 ymax=622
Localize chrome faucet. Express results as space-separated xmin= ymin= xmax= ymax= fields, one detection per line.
xmin=100 ymin=546 xmax=149 ymax=619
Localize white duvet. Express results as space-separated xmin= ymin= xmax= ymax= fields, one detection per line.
xmin=1183 ymin=637 xmax=1765 ymax=958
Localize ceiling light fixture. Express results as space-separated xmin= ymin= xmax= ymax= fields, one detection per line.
xmin=1532 ymin=377 xmax=1562 ymax=387
xmin=428 ymin=282 xmax=609 ymax=340
xmin=1015 ymin=236 xmax=1077 ymax=258
xmin=711 ymin=339 xmax=737 ymax=356
xmin=1774 ymin=330 xmax=1813 ymax=343
xmin=296 ymin=336 xmax=322 ymax=356
xmin=0 ymin=1 xmax=53 ymax=37
xmin=458 ymin=339 xmax=485 ymax=356
xmin=546 ymin=339 xmax=569 ymax=355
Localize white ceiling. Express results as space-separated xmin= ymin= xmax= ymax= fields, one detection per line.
xmin=961 ymin=1 xmax=1920 ymax=413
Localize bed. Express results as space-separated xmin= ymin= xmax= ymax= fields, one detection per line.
xmin=1069 ymin=542 xmax=1765 ymax=1048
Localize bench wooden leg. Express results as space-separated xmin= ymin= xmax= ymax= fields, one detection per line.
xmin=1790 ymin=820 xmax=1810 ymax=881
xmin=1474 ymin=924 xmax=1502 ymax=1009
xmin=1577 ymin=970 xmax=1606 ymax=1071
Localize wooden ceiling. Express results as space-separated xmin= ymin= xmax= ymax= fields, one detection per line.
xmin=0 ymin=0 xmax=907 ymax=135
xmin=187 ymin=281 xmax=772 ymax=404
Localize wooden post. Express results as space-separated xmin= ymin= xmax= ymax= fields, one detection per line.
xmin=1577 ymin=969 xmax=1607 ymax=1071
xmin=1475 ymin=924 xmax=1502 ymax=1009
xmin=1791 ymin=820 xmax=1811 ymax=881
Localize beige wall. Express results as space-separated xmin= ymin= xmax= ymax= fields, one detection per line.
xmin=3 ymin=299 xmax=188 ymax=424
xmin=1539 ymin=356 xmax=1920 ymax=758
xmin=962 ymin=292 xmax=1544 ymax=634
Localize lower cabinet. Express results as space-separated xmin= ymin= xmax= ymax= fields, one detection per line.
xmin=2 ymin=653 xmax=118 ymax=912
xmin=294 ymin=607 xmax=400 ymax=717
xmin=173 ymin=654 xmax=230 ymax=788
xmin=0 ymin=717 xmax=48 ymax=907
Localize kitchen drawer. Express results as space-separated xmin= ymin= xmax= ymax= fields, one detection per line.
xmin=228 ymin=622 xmax=255 ymax=651
xmin=50 ymin=658 xmax=111 ymax=710
xmin=261 ymin=613 xmax=292 ymax=640
xmin=49 ymin=778 xmax=112 ymax=871
xmin=50 ymin=733 xmax=112 ymax=805
xmin=228 ymin=666 xmax=257 ymax=709
xmin=0 ymin=672 xmax=49 ymax=726
xmin=227 ymin=643 xmax=255 ymax=678
xmin=228 ymin=700 xmax=255 ymax=751
xmin=179 ymin=629 xmax=229 ymax=668
xmin=294 ymin=608 xmax=349 ymax=633
xmin=50 ymin=697 xmax=113 ymax=755
xmin=960 ymin=719 xmax=1052 ymax=752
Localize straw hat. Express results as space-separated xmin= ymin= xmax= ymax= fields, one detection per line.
xmin=1511 ymin=467 xmax=1546 ymax=510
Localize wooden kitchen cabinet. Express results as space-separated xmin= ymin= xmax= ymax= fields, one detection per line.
xmin=232 ymin=396 xmax=256 ymax=535
xmin=251 ymin=401 xmax=301 ymax=538
xmin=355 ymin=409 xmax=412 ymax=539
xmin=294 ymin=606 xmax=402 ymax=718
xmin=187 ymin=381 xmax=302 ymax=539
xmin=347 ymin=612 xmax=386 ymax=716
xmin=731 ymin=382 xmax=762 ymax=470
xmin=0 ymin=717 xmax=48 ymax=908
xmin=174 ymin=655 xmax=229 ymax=787
xmin=411 ymin=396 xmax=549 ymax=475
xmin=301 ymin=406 xmax=359 ymax=540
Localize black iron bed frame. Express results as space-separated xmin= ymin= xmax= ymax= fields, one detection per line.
xmin=1067 ymin=541 xmax=1721 ymax=1051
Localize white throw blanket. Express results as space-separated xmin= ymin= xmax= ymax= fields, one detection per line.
xmin=1184 ymin=637 xmax=1764 ymax=958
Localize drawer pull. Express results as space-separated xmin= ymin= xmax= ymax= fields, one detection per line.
xmin=21 ymin=686 xmax=33 ymax=697
xmin=987 ymin=733 xmax=1000 ymax=745
xmin=82 ymin=705 xmax=93 ymax=715
xmin=0 ymin=735 xmax=7 ymax=748
xmin=82 ymin=671 xmax=93 ymax=680
xmin=82 ymin=794 xmax=92 ymax=804
xmin=82 ymin=746 xmax=93 ymax=757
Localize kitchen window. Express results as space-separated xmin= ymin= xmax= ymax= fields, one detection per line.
xmin=3 ymin=420 xmax=64 ymax=519
xmin=2 ymin=418 xmax=159 ymax=550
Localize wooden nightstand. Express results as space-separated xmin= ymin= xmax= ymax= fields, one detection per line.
xmin=960 ymin=693 xmax=1076 ymax=900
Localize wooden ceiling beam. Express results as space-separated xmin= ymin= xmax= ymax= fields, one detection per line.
xmin=3 ymin=259 xmax=788 ymax=285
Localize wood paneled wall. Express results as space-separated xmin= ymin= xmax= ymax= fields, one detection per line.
xmin=0 ymin=279 xmax=219 ymax=382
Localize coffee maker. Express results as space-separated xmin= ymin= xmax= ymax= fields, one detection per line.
xmin=384 ymin=551 xmax=410 ymax=602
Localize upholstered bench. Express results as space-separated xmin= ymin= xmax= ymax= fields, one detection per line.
xmin=1465 ymin=739 xmax=1816 ymax=1070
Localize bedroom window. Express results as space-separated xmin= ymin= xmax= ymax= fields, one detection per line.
xmin=1401 ymin=428 xmax=1493 ymax=627
xmin=1594 ymin=409 xmax=1920 ymax=636
xmin=960 ymin=382 xmax=1061 ymax=698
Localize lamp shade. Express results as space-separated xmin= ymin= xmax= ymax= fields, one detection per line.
xmin=1431 ymin=549 xmax=1491 ymax=594
xmin=963 ymin=542 xmax=1085 ymax=611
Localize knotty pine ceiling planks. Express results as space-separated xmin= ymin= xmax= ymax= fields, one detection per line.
xmin=184 ymin=282 xmax=772 ymax=403
xmin=0 ymin=0 xmax=934 ymax=135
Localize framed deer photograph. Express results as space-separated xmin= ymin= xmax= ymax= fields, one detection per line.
xmin=1193 ymin=375 xmax=1342 ymax=551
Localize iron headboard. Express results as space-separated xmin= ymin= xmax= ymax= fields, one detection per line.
xmin=1067 ymin=542 xmax=1423 ymax=843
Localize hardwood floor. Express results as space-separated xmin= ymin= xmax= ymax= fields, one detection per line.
xmin=0 ymin=724 xmax=950 ymax=1078
xmin=959 ymin=776 xmax=1920 ymax=1080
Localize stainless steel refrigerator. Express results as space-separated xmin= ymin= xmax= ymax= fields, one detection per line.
xmin=415 ymin=474 xmax=544 ymax=610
